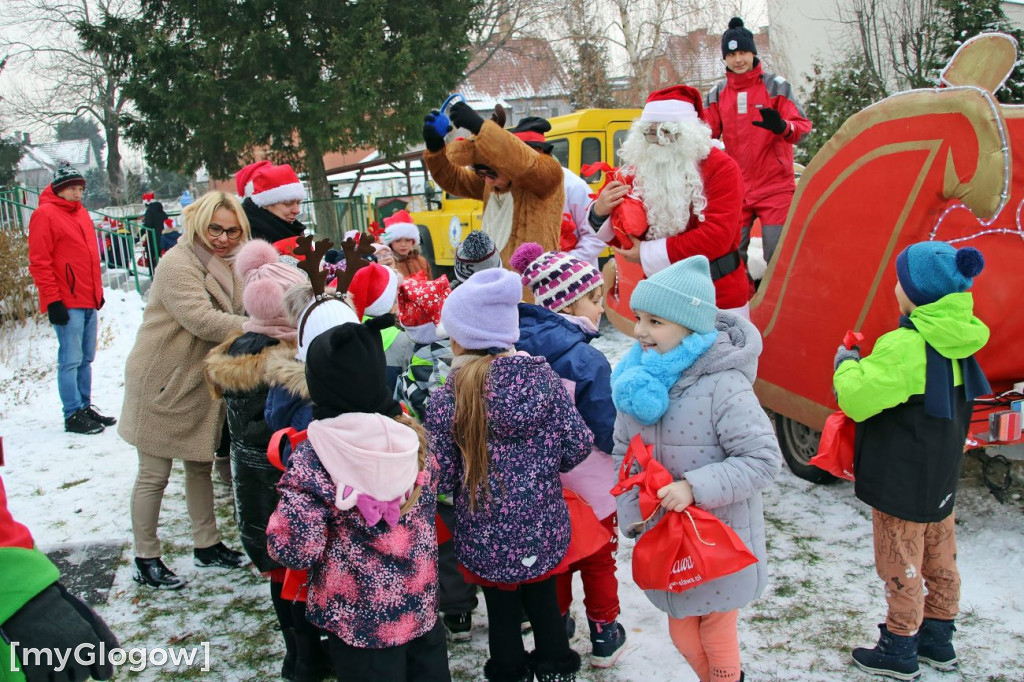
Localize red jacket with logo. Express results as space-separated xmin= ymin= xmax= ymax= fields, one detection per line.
xmin=27 ymin=185 xmax=104 ymax=313
xmin=704 ymin=63 xmax=811 ymax=204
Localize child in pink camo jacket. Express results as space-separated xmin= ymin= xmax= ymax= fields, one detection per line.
xmin=267 ymin=318 xmax=450 ymax=682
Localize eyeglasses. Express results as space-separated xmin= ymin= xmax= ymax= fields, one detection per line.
xmin=643 ymin=126 xmax=678 ymax=145
xmin=472 ymin=164 xmax=499 ymax=181
xmin=207 ymin=223 xmax=243 ymax=240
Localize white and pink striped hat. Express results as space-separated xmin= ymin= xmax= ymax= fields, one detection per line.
xmin=510 ymin=242 xmax=603 ymax=313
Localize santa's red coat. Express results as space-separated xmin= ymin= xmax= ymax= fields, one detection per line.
xmin=655 ymin=147 xmax=748 ymax=308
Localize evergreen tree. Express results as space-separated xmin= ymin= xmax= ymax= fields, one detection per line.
xmin=796 ymin=55 xmax=888 ymax=165
xmin=937 ymin=0 xmax=1024 ymax=102
xmin=82 ymin=0 xmax=478 ymax=235
xmin=0 ymin=137 xmax=21 ymax=186
xmin=568 ymin=40 xmax=616 ymax=110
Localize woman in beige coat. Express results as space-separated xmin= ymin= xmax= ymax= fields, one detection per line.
xmin=120 ymin=191 xmax=252 ymax=589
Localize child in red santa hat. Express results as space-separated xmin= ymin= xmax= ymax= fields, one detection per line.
xmin=383 ymin=210 xmax=430 ymax=278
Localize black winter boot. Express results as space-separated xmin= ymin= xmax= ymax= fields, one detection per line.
xmin=270 ymin=582 xmax=296 ymax=680
xmin=530 ymin=650 xmax=581 ymax=682
xmin=483 ymin=659 xmax=532 ymax=682
xmin=918 ymin=618 xmax=958 ymax=671
xmin=852 ymin=624 xmax=921 ymax=680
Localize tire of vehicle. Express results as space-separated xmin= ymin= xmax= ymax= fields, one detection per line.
xmin=774 ymin=412 xmax=838 ymax=484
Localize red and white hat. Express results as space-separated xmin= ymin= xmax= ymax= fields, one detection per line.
xmin=142 ymin=192 xmax=155 ymax=204
xmin=398 ymin=275 xmax=451 ymax=344
xmin=237 ymin=161 xmax=305 ymax=207
xmin=641 ymin=84 xmax=704 ymax=124
xmin=347 ymin=262 xmax=399 ymax=319
xmin=382 ymin=210 xmax=420 ymax=244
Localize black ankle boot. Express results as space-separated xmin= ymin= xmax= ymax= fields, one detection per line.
xmin=852 ymin=624 xmax=920 ymax=680
xmin=133 ymin=557 xmax=187 ymax=589
xmin=193 ymin=542 xmax=249 ymax=568
xmin=291 ymin=602 xmax=333 ymax=682
xmin=270 ymin=581 xmax=297 ymax=679
xmin=918 ymin=618 xmax=957 ymax=671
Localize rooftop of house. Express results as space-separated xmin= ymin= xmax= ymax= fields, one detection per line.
xmin=34 ymin=139 xmax=94 ymax=168
xmin=460 ymin=37 xmax=570 ymax=106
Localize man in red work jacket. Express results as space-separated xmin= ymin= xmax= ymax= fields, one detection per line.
xmin=705 ymin=17 xmax=811 ymax=273
xmin=27 ymin=161 xmax=115 ymax=435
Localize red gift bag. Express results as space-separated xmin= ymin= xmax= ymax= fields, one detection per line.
xmin=809 ymin=411 xmax=856 ymax=481
xmin=581 ymin=162 xmax=649 ymax=249
xmin=559 ymin=212 xmax=579 ymax=252
xmin=612 ymin=434 xmax=757 ymax=593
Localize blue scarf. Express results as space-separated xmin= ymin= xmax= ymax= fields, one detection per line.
xmin=898 ymin=315 xmax=990 ymax=420
xmin=611 ymin=331 xmax=718 ymax=425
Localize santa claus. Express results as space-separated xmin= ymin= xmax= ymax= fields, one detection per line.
xmin=589 ymin=85 xmax=749 ymax=313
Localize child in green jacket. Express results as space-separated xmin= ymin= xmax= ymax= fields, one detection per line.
xmin=833 ymin=241 xmax=989 ymax=681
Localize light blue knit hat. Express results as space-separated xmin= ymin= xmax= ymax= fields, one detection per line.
xmin=630 ymin=255 xmax=717 ymax=333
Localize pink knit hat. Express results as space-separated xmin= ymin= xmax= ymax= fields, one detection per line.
xmin=235 ymin=239 xmax=308 ymax=340
xmin=510 ymin=242 xmax=602 ymax=313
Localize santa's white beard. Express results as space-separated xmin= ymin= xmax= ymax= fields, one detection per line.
xmin=618 ymin=120 xmax=714 ymax=240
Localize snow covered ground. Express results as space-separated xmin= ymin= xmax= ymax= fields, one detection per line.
xmin=2 ymin=292 xmax=1022 ymax=681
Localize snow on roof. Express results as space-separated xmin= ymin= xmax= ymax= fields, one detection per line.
xmin=663 ymin=29 xmax=775 ymax=90
xmin=34 ymin=139 xmax=92 ymax=167
xmin=18 ymin=145 xmax=56 ymax=172
xmin=460 ymin=38 xmax=569 ymax=103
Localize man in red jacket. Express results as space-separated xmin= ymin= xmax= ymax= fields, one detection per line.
xmin=704 ymin=17 xmax=811 ymax=272
xmin=588 ymin=84 xmax=750 ymax=315
xmin=27 ymin=161 xmax=115 ymax=435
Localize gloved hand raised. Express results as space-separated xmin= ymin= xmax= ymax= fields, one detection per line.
xmin=752 ymin=107 xmax=787 ymax=135
xmin=47 ymin=301 xmax=69 ymax=326
xmin=833 ymin=344 xmax=862 ymax=371
xmin=1 ymin=582 xmax=120 ymax=681
xmin=449 ymin=102 xmax=485 ymax=135
xmin=422 ymin=110 xmax=449 ymax=152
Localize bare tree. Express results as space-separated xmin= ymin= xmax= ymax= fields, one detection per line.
xmin=0 ymin=0 xmax=134 ymax=202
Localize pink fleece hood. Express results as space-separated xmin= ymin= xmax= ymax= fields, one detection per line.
xmin=306 ymin=413 xmax=421 ymax=525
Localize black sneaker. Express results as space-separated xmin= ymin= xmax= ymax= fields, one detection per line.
xmin=442 ymin=612 xmax=472 ymax=643
xmin=564 ymin=612 xmax=576 ymax=639
xmin=193 ymin=542 xmax=250 ymax=569
xmin=589 ymin=618 xmax=627 ymax=668
xmin=65 ymin=409 xmax=104 ymax=435
xmin=83 ymin=405 xmax=117 ymax=426
xmin=133 ymin=557 xmax=187 ymax=589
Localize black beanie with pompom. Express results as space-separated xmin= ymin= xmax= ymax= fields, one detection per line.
xmin=721 ymin=17 xmax=757 ymax=59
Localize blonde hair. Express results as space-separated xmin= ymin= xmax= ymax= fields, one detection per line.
xmin=181 ymin=191 xmax=251 ymax=249
xmin=452 ymin=352 xmax=498 ymax=512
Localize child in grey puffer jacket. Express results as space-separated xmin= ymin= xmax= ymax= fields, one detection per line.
xmin=611 ymin=255 xmax=782 ymax=682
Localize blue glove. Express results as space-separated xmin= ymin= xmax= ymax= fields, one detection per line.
xmin=423 ymin=110 xmax=449 ymax=152
xmin=833 ymin=344 xmax=861 ymax=370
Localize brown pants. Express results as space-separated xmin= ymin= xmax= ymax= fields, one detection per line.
xmin=131 ymin=450 xmax=220 ymax=558
xmin=872 ymin=509 xmax=960 ymax=636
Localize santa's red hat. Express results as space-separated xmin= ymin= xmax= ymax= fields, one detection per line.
xmin=236 ymin=161 xmax=305 ymax=207
xmin=642 ymin=85 xmax=704 ymax=124
xmin=383 ymin=209 xmax=420 ymax=244
xmin=235 ymin=161 xmax=271 ymax=197
xmin=398 ymin=275 xmax=451 ymax=344
xmin=348 ymin=262 xmax=399 ymax=319
xmin=142 ymin=192 xmax=155 ymax=204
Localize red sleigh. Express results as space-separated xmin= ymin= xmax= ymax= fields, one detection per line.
xmin=603 ymin=33 xmax=1024 ymax=480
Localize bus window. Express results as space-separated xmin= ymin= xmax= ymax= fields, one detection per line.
xmin=613 ymin=130 xmax=630 ymax=165
xmin=581 ymin=137 xmax=602 ymax=182
xmin=549 ymin=138 xmax=569 ymax=168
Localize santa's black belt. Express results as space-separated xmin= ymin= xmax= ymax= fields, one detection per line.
xmin=708 ymin=250 xmax=741 ymax=280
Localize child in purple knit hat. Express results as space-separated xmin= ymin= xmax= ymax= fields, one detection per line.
xmin=425 ymin=268 xmax=593 ymax=682
xmin=510 ymin=242 xmax=626 ymax=668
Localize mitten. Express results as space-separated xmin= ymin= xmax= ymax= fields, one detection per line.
xmin=833 ymin=344 xmax=862 ymax=370
xmin=422 ymin=111 xmax=449 ymax=152
xmin=449 ymin=101 xmax=485 ymax=135
xmin=1 ymin=582 xmax=120 ymax=681
xmin=751 ymin=107 xmax=787 ymax=135
xmin=47 ymin=301 xmax=69 ymax=326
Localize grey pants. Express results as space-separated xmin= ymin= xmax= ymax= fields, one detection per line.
xmin=131 ymin=450 xmax=220 ymax=558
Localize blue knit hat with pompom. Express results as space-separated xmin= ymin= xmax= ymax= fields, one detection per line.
xmin=895 ymin=241 xmax=985 ymax=306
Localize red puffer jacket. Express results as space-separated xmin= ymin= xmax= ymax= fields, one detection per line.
xmin=27 ymin=185 xmax=103 ymax=313
xmin=704 ymin=63 xmax=811 ymax=204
